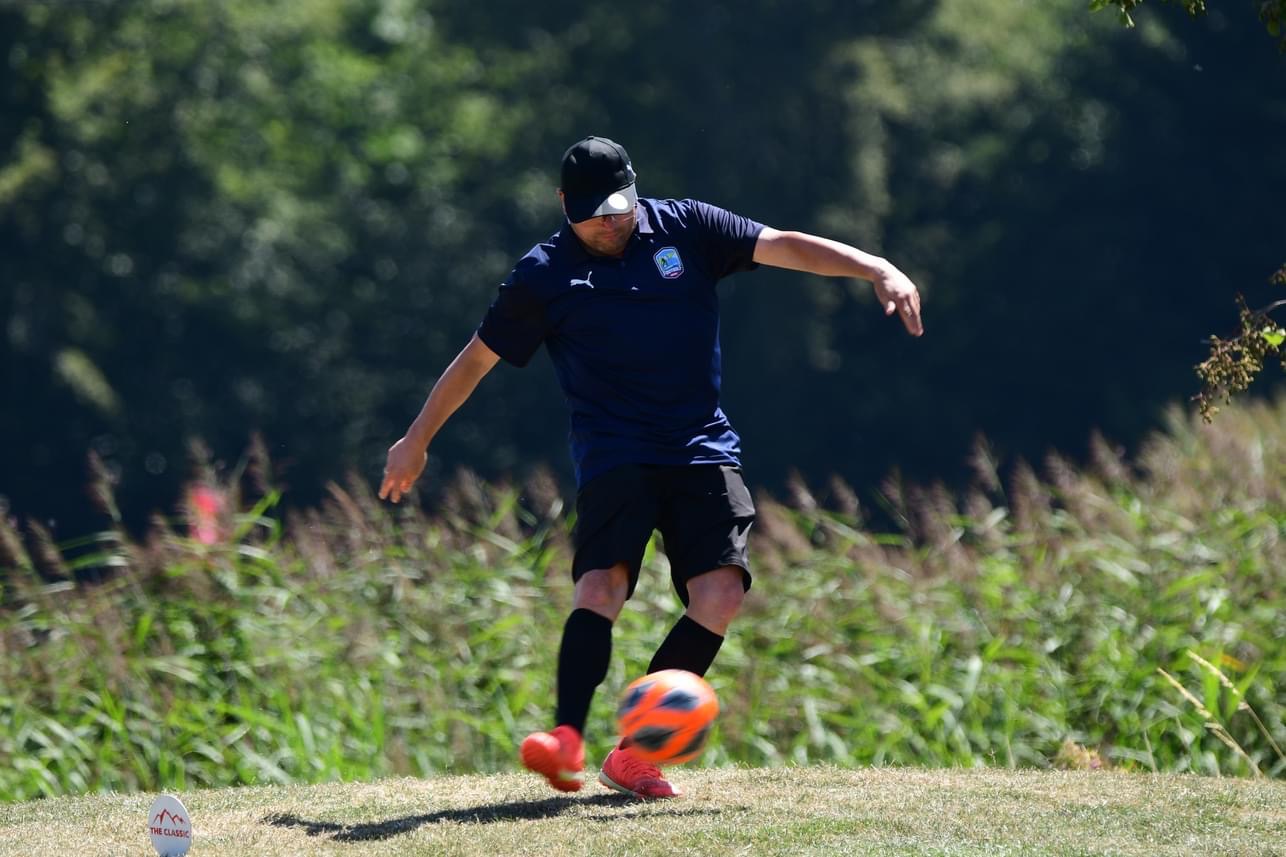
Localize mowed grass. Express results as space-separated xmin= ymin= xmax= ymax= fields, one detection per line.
xmin=1 ymin=767 xmax=1283 ymax=857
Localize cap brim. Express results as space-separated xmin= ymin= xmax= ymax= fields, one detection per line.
xmin=566 ymin=182 xmax=638 ymax=223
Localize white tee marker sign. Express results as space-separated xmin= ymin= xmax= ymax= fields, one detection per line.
xmin=147 ymin=794 xmax=192 ymax=856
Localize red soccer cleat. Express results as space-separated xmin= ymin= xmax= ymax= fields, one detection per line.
xmin=598 ymin=743 xmax=681 ymax=799
xmin=520 ymin=724 xmax=585 ymax=793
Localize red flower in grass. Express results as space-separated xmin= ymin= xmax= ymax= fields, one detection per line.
xmin=188 ymin=484 xmax=225 ymax=545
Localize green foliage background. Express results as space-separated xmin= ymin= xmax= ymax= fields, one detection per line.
xmin=3 ymin=0 xmax=1285 ymax=535
xmin=1 ymin=399 xmax=1283 ymax=801
xmin=2 ymin=0 xmax=1285 ymax=807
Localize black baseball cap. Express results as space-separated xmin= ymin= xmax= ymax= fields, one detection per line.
xmin=559 ymin=136 xmax=638 ymax=223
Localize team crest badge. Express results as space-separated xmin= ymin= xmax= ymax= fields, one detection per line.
xmin=653 ymin=247 xmax=684 ymax=279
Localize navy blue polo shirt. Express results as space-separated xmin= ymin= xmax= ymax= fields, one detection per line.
xmin=477 ymin=197 xmax=764 ymax=487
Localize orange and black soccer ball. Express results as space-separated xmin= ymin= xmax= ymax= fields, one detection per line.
xmin=615 ymin=669 xmax=719 ymax=765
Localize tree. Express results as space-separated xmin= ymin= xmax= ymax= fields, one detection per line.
xmin=1092 ymin=0 xmax=1286 ymax=50
xmin=1090 ymin=0 xmax=1286 ymax=418
xmin=4 ymin=0 xmax=1282 ymax=539
xmin=1194 ymin=268 xmax=1286 ymax=421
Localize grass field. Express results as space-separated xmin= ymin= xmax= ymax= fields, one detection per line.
xmin=2 ymin=767 xmax=1284 ymax=856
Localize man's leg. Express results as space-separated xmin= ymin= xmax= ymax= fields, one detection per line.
xmin=523 ymin=465 xmax=656 ymax=794
xmin=521 ymin=565 xmax=629 ymax=792
xmin=600 ymin=466 xmax=755 ymax=800
xmin=556 ymin=564 xmax=630 ymax=732
xmin=600 ymin=568 xmax=744 ymax=800
xmin=648 ymin=565 xmax=746 ymax=676
xmin=651 ymin=464 xmax=756 ymax=678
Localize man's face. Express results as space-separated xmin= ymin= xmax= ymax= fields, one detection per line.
xmin=559 ymin=190 xmax=637 ymax=257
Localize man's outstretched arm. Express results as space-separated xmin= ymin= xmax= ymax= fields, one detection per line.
xmin=379 ymin=333 xmax=502 ymax=503
xmin=752 ymin=227 xmax=924 ymax=337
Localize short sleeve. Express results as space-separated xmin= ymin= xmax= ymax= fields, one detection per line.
xmin=687 ymin=199 xmax=765 ymax=279
xmin=476 ymin=268 xmax=550 ymax=368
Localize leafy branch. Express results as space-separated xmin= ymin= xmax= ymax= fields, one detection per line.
xmin=1090 ymin=0 xmax=1286 ymax=49
xmin=1090 ymin=0 xmax=1206 ymax=29
xmin=1090 ymin=1 xmax=1286 ymax=417
xmin=1194 ymin=265 xmax=1286 ymax=422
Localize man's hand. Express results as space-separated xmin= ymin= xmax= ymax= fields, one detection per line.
xmin=872 ymin=265 xmax=923 ymax=337
xmin=377 ymin=333 xmax=501 ymax=504
xmin=379 ymin=437 xmax=428 ymax=503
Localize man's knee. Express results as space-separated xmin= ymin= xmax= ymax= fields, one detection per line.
xmin=573 ymin=564 xmax=631 ymax=621
xmin=685 ymin=566 xmax=747 ymax=632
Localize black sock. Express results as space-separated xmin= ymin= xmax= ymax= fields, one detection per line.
xmin=555 ymin=608 xmax=614 ymax=735
xmin=647 ymin=614 xmax=724 ymax=677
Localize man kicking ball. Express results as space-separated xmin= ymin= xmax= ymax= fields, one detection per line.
xmin=380 ymin=135 xmax=923 ymax=798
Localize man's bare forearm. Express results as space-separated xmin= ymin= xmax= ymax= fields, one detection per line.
xmin=752 ymin=228 xmax=891 ymax=280
xmin=752 ymin=226 xmax=924 ymax=337
xmin=404 ymin=333 xmax=501 ymax=448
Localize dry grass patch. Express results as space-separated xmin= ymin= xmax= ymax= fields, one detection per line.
xmin=1 ymin=767 xmax=1283 ymax=856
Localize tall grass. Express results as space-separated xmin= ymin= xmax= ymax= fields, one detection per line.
xmin=1 ymin=400 xmax=1283 ymax=802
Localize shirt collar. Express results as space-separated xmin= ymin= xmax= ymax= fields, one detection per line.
xmin=635 ymin=203 xmax=654 ymax=235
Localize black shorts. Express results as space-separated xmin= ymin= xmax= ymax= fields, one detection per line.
xmin=571 ymin=464 xmax=756 ymax=604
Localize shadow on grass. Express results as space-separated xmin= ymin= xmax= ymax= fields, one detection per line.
xmin=266 ymin=794 xmax=724 ymax=842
